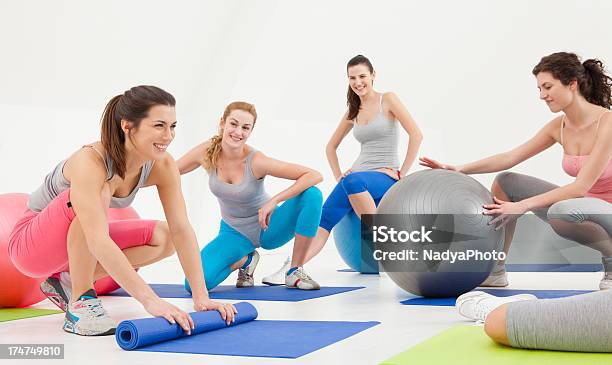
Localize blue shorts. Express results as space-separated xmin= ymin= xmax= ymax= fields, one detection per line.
xmin=319 ymin=171 xmax=396 ymax=231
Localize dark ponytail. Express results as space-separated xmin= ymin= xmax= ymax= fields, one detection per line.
xmin=532 ymin=52 xmax=612 ymax=109
xmin=100 ymin=85 xmax=175 ymax=178
xmin=582 ymin=59 xmax=612 ymax=109
xmin=346 ymin=55 xmax=374 ymax=120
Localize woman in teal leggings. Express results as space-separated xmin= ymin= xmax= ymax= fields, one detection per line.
xmin=178 ymin=101 xmax=323 ymax=291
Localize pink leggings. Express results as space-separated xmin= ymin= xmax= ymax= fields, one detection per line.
xmin=8 ymin=189 xmax=157 ymax=278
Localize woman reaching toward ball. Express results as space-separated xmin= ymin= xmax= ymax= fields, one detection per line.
xmin=424 ymin=52 xmax=612 ymax=352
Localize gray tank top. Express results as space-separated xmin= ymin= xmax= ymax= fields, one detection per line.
xmin=28 ymin=145 xmax=154 ymax=212
xmin=351 ymin=94 xmax=399 ymax=172
xmin=209 ymin=148 xmax=270 ymax=246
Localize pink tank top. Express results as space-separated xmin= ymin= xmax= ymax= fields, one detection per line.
xmin=560 ymin=112 xmax=612 ymax=202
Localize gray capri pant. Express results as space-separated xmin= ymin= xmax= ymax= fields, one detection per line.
xmin=506 ymin=290 xmax=612 ymax=352
xmin=496 ymin=171 xmax=612 ymax=233
xmin=496 ymin=171 xmax=612 ymax=352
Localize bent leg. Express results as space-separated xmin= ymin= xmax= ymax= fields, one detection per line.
xmin=261 ymin=187 xmax=323 ymax=267
xmin=185 ymin=221 xmax=253 ymax=292
xmin=92 ymin=220 xmax=172 ymax=280
xmin=547 ymin=198 xmax=612 ymax=256
xmin=492 ymin=172 xmax=559 ymax=263
xmin=342 ymin=171 xmax=396 ymax=218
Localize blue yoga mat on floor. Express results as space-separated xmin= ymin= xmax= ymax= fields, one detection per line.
xmin=105 ymin=284 xmax=364 ymax=302
xmin=506 ymin=264 xmax=602 ymax=272
xmin=116 ymin=302 xmax=379 ymax=358
xmin=337 ymin=268 xmax=380 ymax=275
xmin=400 ymin=289 xmax=594 ymax=306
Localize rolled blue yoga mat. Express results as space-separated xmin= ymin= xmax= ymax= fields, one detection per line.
xmin=115 ymin=301 xmax=380 ymax=358
xmin=116 ymin=302 xmax=257 ymax=350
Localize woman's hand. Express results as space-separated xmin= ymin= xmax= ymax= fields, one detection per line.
xmin=143 ymin=297 xmax=195 ymax=335
xmin=419 ymin=156 xmax=458 ymax=171
xmin=483 ymin=197 xmax=529 ymax=230
xmin=376 ymin=167 xmax=401 ymax=181
xmin=193 ymin=298 xmax=238 ymax=325
xmin=258 ymin=199 xmax=278 ymax=230
xmin=336 ymin=168 xmax=353 ymax=182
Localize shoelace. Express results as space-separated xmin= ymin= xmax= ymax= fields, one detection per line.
xmin=472 ymin=297 xmax=494 ymax=322
xmin=294 ymin=268 xmax=313 ymax=281
xmin=81 ymin=298 xmax=107 ymax=318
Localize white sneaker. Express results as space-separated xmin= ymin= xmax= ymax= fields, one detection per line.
xmin=236 ymin=251 xmax=260 ymax=288
xmin=456 ymin=291 xmax=536 ymax=322
xmin=63 ymin=289 xmax=116 ymax=336
xmin=285 ymin=267 xmax=320 ymax=290
xmin=262 ymin=256 xmax=291 ymax=286
xmin=599 ymin=272 xmax=612 ymax=290
xmin=480 ymin=266 xmax=509 ymax=287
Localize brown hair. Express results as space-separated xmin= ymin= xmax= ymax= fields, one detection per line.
xmin=100 ymin=85 xmax=175 ymax=179
xmin=203 ymin=101 xmax=257 ymax=171
xmin=532 ymin=52 xmax=612 ymax=109
xmin=346 ymin=55 xmax=374 ymax=121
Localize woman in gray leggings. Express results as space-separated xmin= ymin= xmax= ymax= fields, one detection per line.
xmin=423 ymin=51 xmax=612 ymax=352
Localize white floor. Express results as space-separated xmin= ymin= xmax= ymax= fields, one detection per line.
xmin=1 ymin=245 xmax=602 ymax=365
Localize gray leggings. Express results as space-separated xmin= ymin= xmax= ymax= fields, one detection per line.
xmin=496 ymin=172 xmax=612 ymax=255
xmin=507 ymin=290 xmax=612 ymax=352
xmin=497 ymin=172 xmax=612 ymax=352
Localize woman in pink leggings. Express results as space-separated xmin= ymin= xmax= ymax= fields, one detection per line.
xmin=8 ymin=85 xmax=235 ymax=336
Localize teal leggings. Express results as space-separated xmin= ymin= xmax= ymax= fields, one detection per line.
xmin=185 ymin=187 xmax=323 ymax=291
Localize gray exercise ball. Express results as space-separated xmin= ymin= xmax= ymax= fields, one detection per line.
xmin=375 ymin=169 xmax=503 ymax=297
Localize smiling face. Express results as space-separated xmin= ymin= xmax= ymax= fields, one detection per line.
xmin=348 ymin=63 xmax=375 ymax=97
xmin=123 ymin=104 xmax=177 ymax=160
xmin=220 ymin=109 xmax=255 ymax=149
xmin=536 ymin=71 xmax=577 ymax=113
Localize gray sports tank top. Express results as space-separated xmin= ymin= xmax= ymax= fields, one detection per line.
xmin=28 ymin=145 xmax=154 ymax=212
xmin=351 ymin=94 xmax=399 ymax=171
xmin=208 ymin=148 xmax=270 ymax=246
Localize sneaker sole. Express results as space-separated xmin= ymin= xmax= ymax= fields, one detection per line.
xmin=235 ymin=282 xmax=255 ymax=288
xmin=285 ymin=285 xmax=321 ymax=290
xmin=285 ymin=281 xmax=321 ymax=290
xmin=261 ymin=280 xmax=285 ymax=286
xmin=63 ymin=321 xmax=116 ymax=336
xmin=40 ymin=280 xmax=69 ymax=312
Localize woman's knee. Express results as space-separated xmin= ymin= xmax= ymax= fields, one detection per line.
xmin=491 ymin=172 xmax=515 ymax=199
xmin=300 ymin=186 xmax=323 ymax=206
xmin=547 ymin=200 xmax=583 ymax=222
xmin=484 ymin=304 xmax=510 ymax=346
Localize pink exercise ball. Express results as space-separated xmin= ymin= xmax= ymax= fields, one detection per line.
xmin=0 ymin=193 xmax=46 ymax=308
xmin=0 ymin=194 xmax=142 ymax=304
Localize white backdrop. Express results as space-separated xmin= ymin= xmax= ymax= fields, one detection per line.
xmin=2 ymin=0 xmax=611 ymax=246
